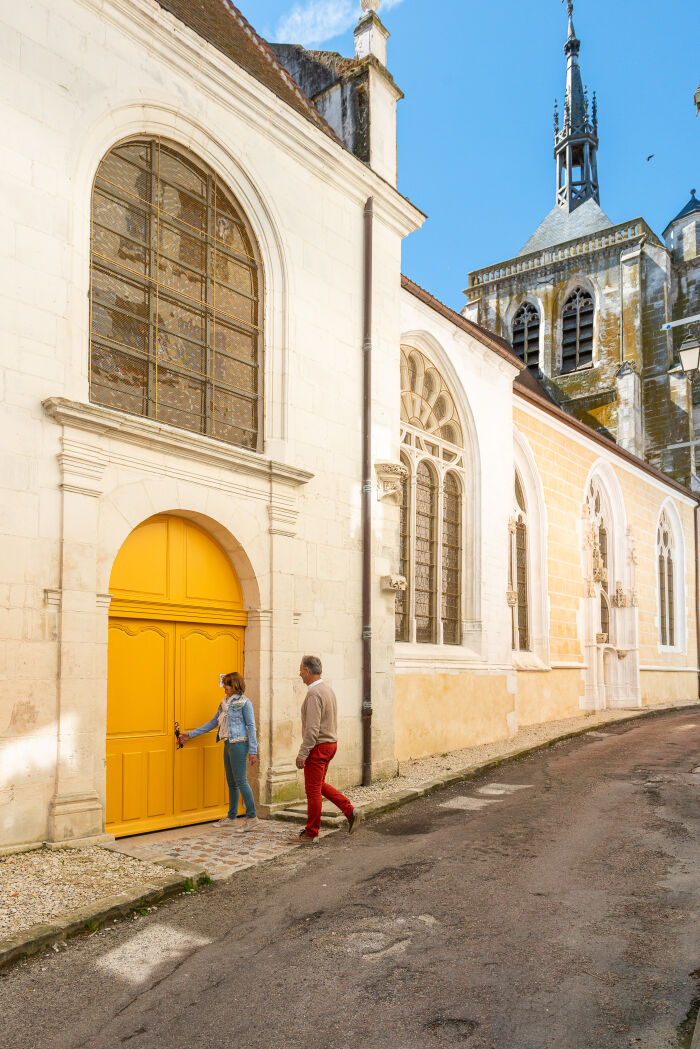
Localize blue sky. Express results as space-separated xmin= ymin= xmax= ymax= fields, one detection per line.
xmin=249 ymin=1 xmax=699 ymax=310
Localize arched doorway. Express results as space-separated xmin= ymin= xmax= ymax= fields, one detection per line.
xmin=106 ymin=514 xmax=248 ymax=837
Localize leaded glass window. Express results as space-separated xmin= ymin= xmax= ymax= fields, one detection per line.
xmin=586 ymin=479 xmax=611 ymax=644
xmin=657 ymin=510 xmax=676 ymax=647
xmin=90 ymin=137 xmax=263 ymax=449
xmin=415 ymin=461 xmax=438 ymax=643
xmin=398 ymin=346 xmax=466 ymax=646
xmin=512 ymin=302 xmax=540 ymax=375
xmin=561 ymin=288 xmax=594 ymax=374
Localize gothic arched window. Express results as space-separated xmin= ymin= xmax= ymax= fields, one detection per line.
xmin=512 ymin=302 xmax=541 ymax=375
xmin=561 ymin=287 xmax=594 ymax=374
xmin=510 ymin=472 xmax=530 ymax=651
xmin=398 ymin=346 xmax=466 ymax=646
xmin=657 ymin=510 xmax=676 ymax=647
xmin=90 ymin=137 xmax=263 ymax=449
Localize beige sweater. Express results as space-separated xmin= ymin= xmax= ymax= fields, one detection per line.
xmin=297 ymin=681 xmax=338 ymax=761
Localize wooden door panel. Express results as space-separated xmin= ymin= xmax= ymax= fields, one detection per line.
xmin=174 ymin=624 xmax=244 ymax=819
xmin=106 ymin=619 xmax=174 ymax=835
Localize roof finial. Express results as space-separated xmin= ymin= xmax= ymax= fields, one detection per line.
xmin=361 ymin=0 xmax=381 ymax=12
xmin=567 ymin=0 xmax=575 ymax=39
xmin=692 ymin=188 xmax=697 ymax=198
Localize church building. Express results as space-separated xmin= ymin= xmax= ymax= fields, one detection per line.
xmin=0 ymin=0 xmax=697 ymax=854
xmin=464 ymin=2 xmax=700 ymax=489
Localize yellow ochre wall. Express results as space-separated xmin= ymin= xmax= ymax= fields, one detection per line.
xmin=516 ymin=668 xmax=583 ymax=726
xmin=514 ymin=399 xmax=698 ymax=709
xmin=394 ymin=673 xmax=514 ymax=762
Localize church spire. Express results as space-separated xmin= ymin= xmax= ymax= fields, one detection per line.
xmin=554 ymin=1 xmax=600 ymax=212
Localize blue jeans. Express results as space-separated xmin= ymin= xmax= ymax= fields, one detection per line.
xmin=223 ymin=740 xmax=256 ymax=818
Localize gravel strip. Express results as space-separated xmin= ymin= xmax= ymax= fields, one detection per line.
xmin=0 ymin=847 xmax=178 ymax=938
xmin=347 ymin=701 xmax=698 ymax=806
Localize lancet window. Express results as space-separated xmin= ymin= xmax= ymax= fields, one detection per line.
xmin=657 ymin=510 xmax=676 ymax=647
xmin=509 ymin=472 xmax=530 ymax=651
xmin=512 ymin=302 xmax=541 ymax=375
xmin=561 ymin=287 xmax=594 ymax=373
xmin=398 ymin=346 xmax=466 ymax=645
xmin=90 ymin=137 xmax=263 ymax=449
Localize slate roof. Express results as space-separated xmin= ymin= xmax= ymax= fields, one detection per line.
xmin=518 ymin=198 xmax=614 ymax=256
xmin=664 ymin=189 xmax=700 ymax=233
xmin=154 ymin=0 xmax=342 ymax=146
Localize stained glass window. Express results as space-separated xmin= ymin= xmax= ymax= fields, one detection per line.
xmin=415 ymin=461 xmax=438 ymax=644
xmin=90 ymin=137 xmax=263 ymax=449
xmin=511 ymin=472 xmax=530 ymax=651
xmin=442 ymin=473 xmax=461 ymax=645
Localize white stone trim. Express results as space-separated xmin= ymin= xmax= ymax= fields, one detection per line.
xmin=655 ymin=498 xmax=688 ymax=655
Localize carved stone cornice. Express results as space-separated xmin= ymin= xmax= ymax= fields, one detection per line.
xmin=43 ymin=398 xmax=314 ymax=490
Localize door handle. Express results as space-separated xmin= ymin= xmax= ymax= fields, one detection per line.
xmin=174 ymin=722 xmax=184 ymax=749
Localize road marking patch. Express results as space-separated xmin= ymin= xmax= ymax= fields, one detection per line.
xmin=95 ymin=924 xmax=211 ymax=985
xmin=587 ymin=731 xmax=611 ymax=739
xmin=477 ymin=783 xmax=533 ymax=796
xmin=441 ymin=796 xmax=496 ymax=810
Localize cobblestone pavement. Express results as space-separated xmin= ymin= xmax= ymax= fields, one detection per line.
xmin=109 ymin=818 xmax=319 ymax=880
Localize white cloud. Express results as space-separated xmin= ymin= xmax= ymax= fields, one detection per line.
xmin=274 ymin=0 xmax=404 ymax=47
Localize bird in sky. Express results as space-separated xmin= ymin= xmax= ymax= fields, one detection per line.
xmin=647 ymin=154 xmax=655 ymax=161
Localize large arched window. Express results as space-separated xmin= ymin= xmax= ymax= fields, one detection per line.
xmin=509 ymin=472 xmax=529 ymax=650
xmin=90 ymin=137 xmax=263 ymax=449
xmin=561 ymin=287 xmax=594 ymax=374
xmin=398 ymin=346 xmax=466 ymax=646
xmin=657 ymin=509 xmax=676 ymax=647
xmin=512 ymin=302 xmax=540 ymax=375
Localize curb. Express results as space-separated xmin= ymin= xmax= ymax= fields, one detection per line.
xmin=0 ymin=859 xmax=207 ymax=973
xmin=277 ymin=702 xmax=700 ymax=828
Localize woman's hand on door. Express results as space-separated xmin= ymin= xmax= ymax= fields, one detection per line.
xmin=179 ymin=732 xmax=191 ymax=744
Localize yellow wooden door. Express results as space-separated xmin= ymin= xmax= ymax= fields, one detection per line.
xmin=106 ymin=619 xmax=175 ymax=834
xmin=106 ymin=514 xmax=248 ymax=838
xmin=174 ymin=623 xmax=245 ymax=820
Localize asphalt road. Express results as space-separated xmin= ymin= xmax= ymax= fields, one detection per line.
xmin=2 ymin=709 xmax=700 ymax=1049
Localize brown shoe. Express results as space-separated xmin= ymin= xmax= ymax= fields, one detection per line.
xmin=347 ymin=808 xmax=363 ymax=834
xmin=284 ymin=830 xmax=317 ymax=845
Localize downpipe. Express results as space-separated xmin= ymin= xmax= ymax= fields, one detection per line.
xmin=362 ymin=197 xmax=374 ymax=786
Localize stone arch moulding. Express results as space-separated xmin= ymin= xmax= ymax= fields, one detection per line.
xmin=400 ymin=328 xmax=482 ymax=635
xmin=507 ymin=295 xmax=544 ymax=376
xmin=580 ymin=459 xmax=641 ymax=710
xmin=513 ymin=426 xmax=550 ymax=667
xmin=69 ymin=101 xmax=291 ymax=447
xmin=655 ymin=497 xmax=688 ymax=653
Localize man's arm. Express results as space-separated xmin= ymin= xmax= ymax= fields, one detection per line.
xmin=296 ymin=692 xmax=322 ymax=764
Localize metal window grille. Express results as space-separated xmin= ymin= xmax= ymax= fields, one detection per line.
xmin=90 ymin=137 xmax=263 ymax=450
xmin=561 ymin=288 xmax=594 ymax=374
xmin=512 ymin=303 xmax=541 ymax=375
xmin=441 ymin=472 xmax=462 ymax=645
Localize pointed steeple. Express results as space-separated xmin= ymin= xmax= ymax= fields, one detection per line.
xmin=554 ymin=1 xmax=600 ymax=213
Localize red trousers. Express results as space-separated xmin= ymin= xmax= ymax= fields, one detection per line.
xmin=304 ymin=742 xmax=353 ymax=837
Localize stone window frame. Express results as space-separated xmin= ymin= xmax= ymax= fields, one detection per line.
xmin=656 ymin=500 xmax=686 ymax=653
xmin=89 ymin=135 xmax=264 ymax=451
xmin=554 ymin=277 xmax=598 ymax=376
xmin=397 ymin=345 xmax=468 ymax=647
xmin=512 ymin=428 xmax=550 ymax=669
xmin=511 ymin=301 xmax=542 ymax=375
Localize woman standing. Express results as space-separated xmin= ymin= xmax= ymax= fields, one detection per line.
xmin=180 ymin=672 xmax=259 ymax=833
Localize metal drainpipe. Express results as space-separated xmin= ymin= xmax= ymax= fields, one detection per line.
xmin=695 ymin=504 xmax=700 ymax=701
xmin=362 ymin=197 xmax=374 ymax=786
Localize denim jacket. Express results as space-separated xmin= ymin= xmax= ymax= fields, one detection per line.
xmin=189 ymin=694 xmax=258 ymax=754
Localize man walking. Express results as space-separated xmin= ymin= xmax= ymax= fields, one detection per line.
xmin=288 ymin=655 xmax=361 ymax=844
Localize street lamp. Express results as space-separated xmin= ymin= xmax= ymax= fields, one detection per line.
xmin=679 ymin=331 xmax=700 ymax=376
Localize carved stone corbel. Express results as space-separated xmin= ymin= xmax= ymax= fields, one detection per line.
xmin=375 ymin=461 xmax=408 ymax=503
xmin=381 ymin=574 xmax=407 ymax=592
xmin=506 ymin=589 xmax=518 ymax=607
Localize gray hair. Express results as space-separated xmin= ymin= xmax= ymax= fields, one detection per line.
xmin=301 ymin=654 xmax=322 ymax=676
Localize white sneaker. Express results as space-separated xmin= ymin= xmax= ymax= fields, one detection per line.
xmin=235 ymin=817 xmax=260 ymax=833
xmin=213 ymin=817 xmax=236 ymax=828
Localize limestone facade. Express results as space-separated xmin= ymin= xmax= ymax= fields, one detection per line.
xmin=0 ymin=0 xmax=697 ymax=851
